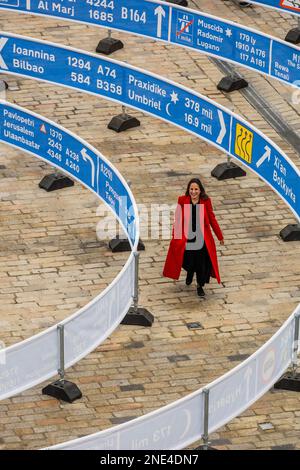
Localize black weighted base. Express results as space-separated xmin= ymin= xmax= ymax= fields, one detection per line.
xmin=217 ymin=76 xmax=248 ymax=93
xmin=108 ymin=113 xmax=140 ymax=133
xmin=121 ymin=307 xmax=154 ymax=327
xmin=285 ymin=28 xmax=300 ymax=45
xmin=211 ymin=162 xmax=246 ymax=180
xmin=166 ymin=0 xmax=188 ymax=6
xmin=109 ymin=236 xmax=145 ymax=253
xmin=96 ymin=37 xmax=124 ymax=55
xmin=236 ymin=1 xmax=252 ymax=7
xmin=280 ymin=224 xmax=300 ymax=242
xmin=196 ymin=445 xmax=217 ymax=450
xmin=42 ymin=380 xmax=82 ymax=403
xmin=39 ymin=173 xmax=74 ymax=192
xmin=274 ymin=373 xmax=300 ymax=392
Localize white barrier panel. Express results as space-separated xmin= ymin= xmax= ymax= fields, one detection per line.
xmin=0 ymin=327 xmax=57 ymax=400
xmin=208 ymin=315 xmax=295 ymax=433
xmin=49 ymin=390 xmax=204 ymax=450
xmin=48 ymin=306 xmax=300 ymax=449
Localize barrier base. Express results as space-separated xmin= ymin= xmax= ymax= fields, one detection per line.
xmin=274 ymin=373 xmax=300 ymax=392
xmin=109 ymin=236 xmax=145 ymax=252
xmin=42 ymin=380 xmax=82 ymax=403
xmin=166 ymin=0 xmax=188 ymax=6
xmin=280 ymin=224 xmax=300 ymax=242
xmin=96 ymin=37 xmax=124 ymax=55
xmin=108 ymin=113 xmax=140 ymax=133
xmin=211 ymin=162 xmax=246 ymax=180
xmin=236 ymin=1 xmax=252 ymax=7
xmin=196 ymin=445 xmax=217 ymax=450
xmin=217 ymin=75 xmax=248 ymax=93
xmin=39 ymin=173 xmax=74 ymax=192
xmin=285 ymin=28 xmax=300 ymax=45
xmin=121 ymin=307 xmax=154 ymax=327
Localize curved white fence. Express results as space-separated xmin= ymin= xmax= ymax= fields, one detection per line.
xmin=0 ymin=101 xmax=138 ymax=401
xmin=48 ymin=306 xmax=300 ymax=450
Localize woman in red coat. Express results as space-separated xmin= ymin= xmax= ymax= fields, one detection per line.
xmin=163 ymin=178 xmax=224 ymax=296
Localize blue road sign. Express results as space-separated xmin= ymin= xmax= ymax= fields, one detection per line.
xmin=0 ymin=33 xmax=299 ymax=219
xmin=0 ymin=101 xmax=137 ymax=245
xmin=236 ymin=0 xmax=300 ymax=17
xmin=0 ymin=0 xmax=299 ymax=89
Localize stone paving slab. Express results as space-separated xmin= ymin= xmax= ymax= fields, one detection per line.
xmin=0 ymin=3 xmax=299 ymax=450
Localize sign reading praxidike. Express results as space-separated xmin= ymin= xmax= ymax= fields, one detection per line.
xmin=0 ymin=100 xmax=137 ymax=245
xmin=1 ymin=33 xmax=298 ymax=220
xmin=0 ymin=0 xmax=299 ymax=89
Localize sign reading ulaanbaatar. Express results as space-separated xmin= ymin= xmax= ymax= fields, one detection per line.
xmin=0 ymin=100 xmax=136 ymax=245
xmin=0 ymin=33 xmax=298 ymax=220
xmin=0 ymin=0 xmax=299 ymax=89
xmin=236 ymin=0 xmax=300 ymax=16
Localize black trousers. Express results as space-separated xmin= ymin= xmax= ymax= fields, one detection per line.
xmin=182 ymin=242 xmax=212 ymax=286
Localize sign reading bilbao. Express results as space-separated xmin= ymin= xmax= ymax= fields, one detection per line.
xmin=1 ymin=32 xmax=298 ymax=221
xmin=0 ymin=100 xmax=137 ymax=246
xmin=0 ymin=0 xmax=299 ymax=89
xmin=236 ymin=0 xmax=300 ymax=16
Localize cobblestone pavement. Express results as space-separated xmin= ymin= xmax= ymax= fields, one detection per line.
xmin=0 ymin=0 xmax=299 ymax=450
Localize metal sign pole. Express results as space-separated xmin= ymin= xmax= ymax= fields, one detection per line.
xmin=292 ymin=313 xmax=300 ymax=376
xmin=200 ymin=388 xmax=213 ymax=450
xmin=58 ymin=324 xmax=65 ymax=382
xmin=41 ymin=323 xmax=82 ymax=402
xmin=132 ymin=251 xmax=140 ymax=314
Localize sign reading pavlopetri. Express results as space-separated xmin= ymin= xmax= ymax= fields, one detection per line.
xmin=0 ymin=0 xmax=299 ymax=89
xmin=0 ymin=101 xmax=137 ymax=245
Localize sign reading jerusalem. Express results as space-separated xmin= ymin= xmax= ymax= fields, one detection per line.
xmin=0 ymin=0 xmax=299 ymax=88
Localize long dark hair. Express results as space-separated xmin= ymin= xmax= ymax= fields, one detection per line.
xmin=185 ymin=178 xmax=208 ymax=200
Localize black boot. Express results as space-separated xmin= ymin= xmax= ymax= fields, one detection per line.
xmin=197 ymin=285 xmax=205 ymax=297
xmin=186 ymin=271 xmax=194 ymax=285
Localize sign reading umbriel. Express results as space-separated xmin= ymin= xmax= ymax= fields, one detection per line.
xmin=0 ymin=0 xmax=299 ymax=89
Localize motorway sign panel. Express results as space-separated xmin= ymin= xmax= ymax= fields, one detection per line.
xmin=0 ymin=0 xmax=299 ymax=89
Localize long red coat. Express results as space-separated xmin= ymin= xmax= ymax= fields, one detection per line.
xmin=163 ymin=195 xmax=223 ymax=283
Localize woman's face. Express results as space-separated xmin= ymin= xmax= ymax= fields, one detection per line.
xmin=189 ymin=183 xmax=201 ymax=201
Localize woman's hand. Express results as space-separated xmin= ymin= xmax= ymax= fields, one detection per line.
xmin=220 ymin=239 xmax=225 ymax=245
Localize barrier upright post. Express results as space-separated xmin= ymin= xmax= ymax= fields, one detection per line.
xmin=198 ymin=388 xmax=215 ymax=450
xmin=274 ymin=312 xmax=300 ymax=392
xmin=42 ymin=324 xmax=82 ymax=403
xmin=121 ymin=251 xmax=154 ymax=327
